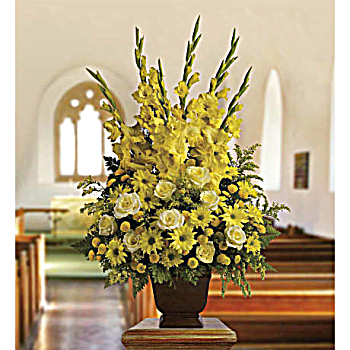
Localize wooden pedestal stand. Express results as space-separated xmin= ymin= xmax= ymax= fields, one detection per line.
xmin=121 ymin=317 xmax=237 ymax=349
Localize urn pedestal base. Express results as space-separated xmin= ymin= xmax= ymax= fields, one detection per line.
xmin=159 ymin=314 xmax=204 ymax=328
xmin=121 ymin=317 xmax=237 ymax=350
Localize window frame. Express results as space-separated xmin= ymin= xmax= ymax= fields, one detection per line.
xmin=54 ymin=81 xmax=123 ymax=183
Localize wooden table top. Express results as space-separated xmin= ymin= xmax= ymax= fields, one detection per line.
xmin=122 ymin=317 xmax=237 ymax=349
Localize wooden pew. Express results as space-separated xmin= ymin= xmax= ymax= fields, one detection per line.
xmin=15 ymin=207 xmax=69 ymax=235
xmin=15 ymin=208 xmax=25 ymax=235
xmin=18 ymin=250 xmax=30 ymax=344
xmin=15 ymin=260 xmax=20 ymax=350
xmin=264 ymin=234 xmax=335 ymax=262
xmin=15 ymin=234 xmax=46 ymax=312
xmin=203 ymin=271 xmax=335 ymax=344
xmin=202 ymin=232 xmax=335 ymax=346
xmin=15 ymin=234 xmax=46 ymax=348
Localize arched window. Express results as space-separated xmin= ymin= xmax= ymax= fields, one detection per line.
xmin=260 ymin=69 xmax=283 ymax=191
xmin=54 ymin=81 xmax=123 ymax=182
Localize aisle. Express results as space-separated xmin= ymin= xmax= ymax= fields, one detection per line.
xmin=31 ymin=279 xmax=127 ymax=350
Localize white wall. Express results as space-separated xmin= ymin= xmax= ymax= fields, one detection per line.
xmin=16 ymin=0 xmax=334 ymax=236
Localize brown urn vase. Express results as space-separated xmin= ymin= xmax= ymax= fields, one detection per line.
xmin=151 ymin=272 xmax=211 ymax=328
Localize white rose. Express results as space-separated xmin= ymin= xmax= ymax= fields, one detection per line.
xmin=200 ymin=190 xmax=219 ymax=210
xmin=114 ymin=193 xmax=142 ymax=219
xmin=154 ymin=181 xmax=176 ymax=200
xmin=225 ymin=225 xmax=247 ymax=250
xmin=157 ymin=209 xmax=185 ymax=230
xmin=196 ymin=241 xmax=215 ymax=264
xmin=186 ymin=166 xmax=210 ymax=187
xmin=98 ymin=215 xmax=117 ymax=236
xmin=123 ymin=231 xmax=140 ymax=252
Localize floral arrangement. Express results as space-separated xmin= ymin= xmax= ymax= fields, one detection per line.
xmin=73 ymin=16 xmax=289 ymax=298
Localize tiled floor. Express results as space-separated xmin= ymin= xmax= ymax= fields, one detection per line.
xmin=31 ymin=279 xmax=128 ymax=350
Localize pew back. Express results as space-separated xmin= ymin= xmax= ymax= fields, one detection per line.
xmin=18 ymin=250 xmax=30 ymax=343
xmin=15 ymin=234 xmax=46 ymax=349
xmin=15 ymin=234 xmax=46 ymax=311
xmin=15 ymin=260 xmax=20 ymax=350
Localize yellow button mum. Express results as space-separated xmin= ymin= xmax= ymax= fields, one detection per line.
xmin=88 ymin=250 xmax=95 ymax=261
xmin=228 ymin=184 xmax=238 ymax=194
xmin=149 ymin=253 xmax=160 ymax=264
xmin=92 ymin=237 xmax=101 ymax=248
xmin=217 ymin=253 xmax=230 ymax=265
xmin=97 ymin=243 xmax=106 ymax=255
xmin=120 ymin=221 xmax=131 ymax=232
xmin=197 ymin=234 xmax=208 ymax=246
xmin=188 ymin=257 xmax=199 ymax=269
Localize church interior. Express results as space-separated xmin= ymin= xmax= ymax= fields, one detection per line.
xmin=15 ymin=0 xmax=335 ymax=349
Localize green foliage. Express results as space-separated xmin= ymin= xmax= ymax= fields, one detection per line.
xmin=149 ymin=264 xmax=173 ymax=285
xmin=104 ymin=269 xmax=129 ymax=288
xmin=232 ymin=266 xmax=251 ymax=298
xmin=130 ymin=271 xmax=150 ymax=298
xmin=215 ymin=265 xmax=233 ymax=297
xmin=103 ymin=156 xmax=120 ymax=173
xmin=173 ymin=264 xmax=208 ymax=286
xmin=259 ymin=225 xmax=281 ymax=249
xmin=264 ymin=202 xmax=291 ymax=220
xmin=232 ymin=143 xmax=261 ymax=173
xmin=71 ymin=236 xmax=93 ymax=256
xmin=77 ymin=175 xmax=104 ymax=196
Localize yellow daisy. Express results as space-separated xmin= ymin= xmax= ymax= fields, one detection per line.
xmin=136 ymin=263 xmax=146 ymax=274
xmin=245 ymin=234 xmax=261 ymax=254
xmin=168 ymin=225 xmax=196 ymax=252
xmin=221 ymin=203 xmax=248 ymax=227
xmin=106 ymin=238 xmax=127 ymax=266
xmin=245 ymin=204 xmax=264 ymax=224
xmin=140 ymin=229 xmax=163 ymax=254
xmin=139 ymin=191 xmax=160 ymax=210
xmin=160 ymin=248 xmax=183 ymax=268
xmin=237 ymin=181 xmax=257 ymax=199
xmin=189 ymin=206 xmax=214 ymax=229
xmin=131 ymin=169 xmax=158 ymax=193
